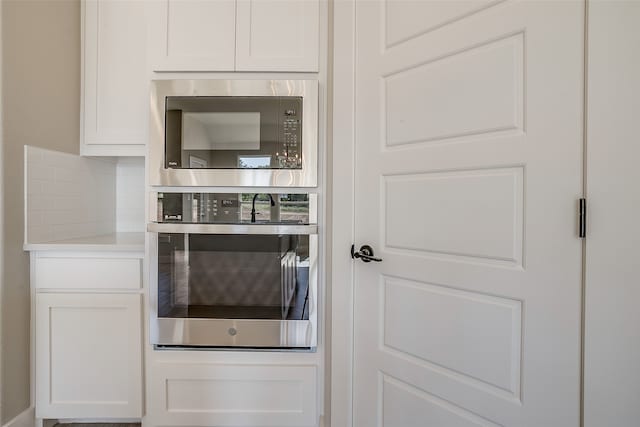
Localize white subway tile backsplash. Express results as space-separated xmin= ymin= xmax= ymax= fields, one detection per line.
xmin=52 ymin=194 xmax=80 ymax=211
xmin=27 ymin=210 xmax=44 ymax=227
xmin=28 ymin=165 xmax=55 ymax=182
xmin=116 ymin=157 xmax=145 ymax=232
xmin=24 ymin=146 xmax=118 ymax=244
xmin=26 ymin=146 xmax=42 ymax=164
xmin=53 ymin=167 xmax=77 ymax=182
xmin=28 ymin=226 xmax=54 ymax=243
xmin=48 ymin=210 xmax=81 ymax=226
xmin=28 ymin=194 xmax=53 ymax=211
xmin=26 ymin=180 xmax=45 ymax=196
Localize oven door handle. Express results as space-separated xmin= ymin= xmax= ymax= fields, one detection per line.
xmin=147 ymin=223 xmax=318 ymax=235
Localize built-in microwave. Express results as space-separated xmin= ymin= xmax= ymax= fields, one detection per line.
xmin=149 ymin=79 xmax=318 ymax=187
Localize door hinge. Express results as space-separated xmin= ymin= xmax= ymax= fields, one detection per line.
xmin=579 ymin=198 xmax=587 ymax=239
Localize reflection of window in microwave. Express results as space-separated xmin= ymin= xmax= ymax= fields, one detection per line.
xmin=182 ymin=112 xmax=261 ymax=151
xmin=238 ymin=155 xmax=271 ymax=169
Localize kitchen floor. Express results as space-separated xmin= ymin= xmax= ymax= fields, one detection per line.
xmin=54 ymin=424 xmax=140 ymax=427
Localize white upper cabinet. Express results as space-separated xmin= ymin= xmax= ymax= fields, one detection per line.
xmin=81 ymin=0 xmax=148 ymax=156
xmin=149 ymin=0 xmax=236 ymax=72
xmin=235 ymin=0 xmax=319 ymax=71
xmin=81 ymin=0 xmax=321 ymax=156
xmin=150 ymin=0 xmax=320 ymax=73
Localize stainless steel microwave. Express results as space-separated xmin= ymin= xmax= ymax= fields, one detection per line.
xmin=149 ymin=79 xmax=318 ymax=187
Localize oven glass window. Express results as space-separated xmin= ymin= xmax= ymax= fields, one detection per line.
xmin=165 ymin=96 xmax=303 ymax=170
xmin=157 ymin=233 xmax=311 ymax=321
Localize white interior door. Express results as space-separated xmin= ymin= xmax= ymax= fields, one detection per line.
xmin=352 ymin=1 xmax=584 ymax=426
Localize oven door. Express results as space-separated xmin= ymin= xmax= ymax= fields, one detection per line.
xmin=148 ymin=224 xmax=318 ymax=349
xmin=149 ymin=79 xmax=318 ymax=187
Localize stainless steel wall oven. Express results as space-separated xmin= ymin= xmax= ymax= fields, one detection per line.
xmin=149 ymin=79 xmax=318 ymax=187
xmin=148 ymin=193 xmax=318 ymax=349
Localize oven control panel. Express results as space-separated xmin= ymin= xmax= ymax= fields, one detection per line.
xmin=159 ymin=193 xmax=240 ymax=223
xmin=154 ymin=192 xmax=313 ymax=224
xmin=211 ymin=194 xmax=240 ymax=222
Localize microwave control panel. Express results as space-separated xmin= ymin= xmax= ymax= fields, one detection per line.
xmin=277 ymin=98 xmax=302 ymax=169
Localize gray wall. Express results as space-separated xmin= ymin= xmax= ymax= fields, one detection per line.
xmin=1 ymin=0 xmax=80 ymax=422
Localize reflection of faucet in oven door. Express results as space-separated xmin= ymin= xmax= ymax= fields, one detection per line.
xmin=251 ymin=193 xmax=275 ymax=223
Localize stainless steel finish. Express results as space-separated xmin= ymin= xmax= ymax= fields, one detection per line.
xmin=308 ymin=193 xmax=318 ymax=224
xmin=149 ymin=191 xmax=158 ymax=222
xmin=149 ymin=192 xmax=318 ymax=224
xmin=153 ymin=319 xmax=313 ymax=348
xmin=149 ymin=79 xmax=319 ymax=187
xmin=148 ymin=233 xmax=319 ymax=348
xmin=147 ymin=223 xmax=318 ymax=235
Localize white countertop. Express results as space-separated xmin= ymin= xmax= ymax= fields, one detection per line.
xmin=24 ymin=232 xmax=145 ymax=252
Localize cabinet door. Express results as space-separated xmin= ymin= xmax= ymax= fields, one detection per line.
xmin=149 ymin=0 xmax=236 ymax=72
xmin=236 ymin=0 xmax=320 ymax=71
xmin=81 ymin=0 xmax=147 ymax=156
xmin=35 ymin=293 xmax=143 ymax=419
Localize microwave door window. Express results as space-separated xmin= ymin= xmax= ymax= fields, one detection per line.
xmin=164 ymin=96 xmax=302 ymax=171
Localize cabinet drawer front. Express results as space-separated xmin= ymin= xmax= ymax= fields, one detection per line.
xmin=148 ymin=363 xmax=317 ymax=426
xmin=36 ymin=257 xmax=141 ymax=290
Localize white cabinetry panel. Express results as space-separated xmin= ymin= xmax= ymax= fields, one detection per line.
xmin=148 ymin=363 xmax=317 ymax=426
xmin=35 ymin=293 xmax=143 ymax=419
xmin=149 ymin=0 xmax=320 ymax=72
xmin=150 ymin=0 xmax=236 ymax=72
xmin=35 ymin=257 xmax=141 ymax=290
xmin=81 ymin=0 xmax=147 ymax=156
xmin=236 ymin=0 xmax=319 ymax=71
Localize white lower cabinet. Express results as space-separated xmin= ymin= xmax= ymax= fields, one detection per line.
xmin=35 ymin=292 xmax=143 ymax=419
xmin=147 ymin=362 xmax=318 ymax=427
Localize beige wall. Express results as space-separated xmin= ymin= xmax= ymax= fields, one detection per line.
xmin=1 ymin=0 xmax=80 ymax=422
xmin=0 ymin=3 xmax=3 ymax=422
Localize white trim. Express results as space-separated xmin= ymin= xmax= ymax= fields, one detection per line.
xmin=330 ymin=0 xmax=356 ymax=426
xmin=80 ymin=143 xmax=145 ymax=157
xmin=79 ymin=0 xmax=86 ymax=155
xmin=2 ymin=407 xmax=34 ymax=427
xmin=0 ymin=2 xmax=4 ymax=422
